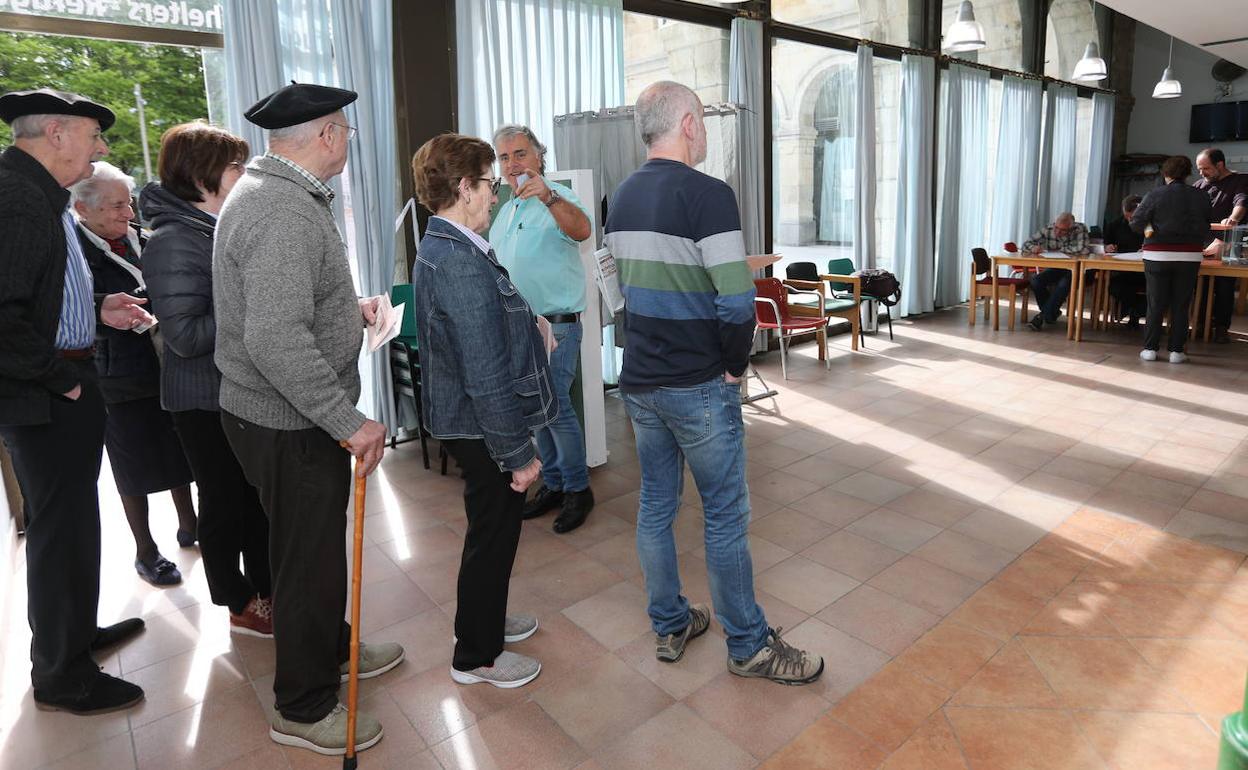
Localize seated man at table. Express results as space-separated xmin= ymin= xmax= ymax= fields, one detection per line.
xmin=1024 ymin=211 xmax=1090 ymax=331
xmin=1105 ymin=195 xmax=1147 ymax=326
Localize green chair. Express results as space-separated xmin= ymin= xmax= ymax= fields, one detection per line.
xmin=827 ymin=258 xmax=894 ymax=340
xmin=784 ymin=261 xmax=862 ymax=352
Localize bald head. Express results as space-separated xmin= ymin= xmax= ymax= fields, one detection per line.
xmin=636 ymin=81 xmax=706 ymax=167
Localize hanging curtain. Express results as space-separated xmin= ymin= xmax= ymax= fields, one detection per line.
xmin=987 ymin=76 xmax=1043 ymax=259
xmin=222 ymin=0 xmax=398 ymax=429
xmin=729 ymin=17 xmax=764 ymax=257
xmin=854 ymin=45 xmax=877 ymax=269
xmin=893 ymin=54 xmax=936 ymax=317
xmin=456 ymin=0 xmax=624 ymax=167
xmin=222 ymin=0 xmax=283 ymax=155
xmin=1083 ymin=92 xmax=1116 ymax=230
xmin=332 ymin=0 xmax=398 ymax=432
xmin=815 ymin=66 xmax=856 ymax=246
xmin=1038 ymin=84 xmax=1078 ymax=224
xmin=934 ymin=63 xmax=989 ymax=307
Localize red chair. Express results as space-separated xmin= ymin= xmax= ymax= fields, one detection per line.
xmin=753 ymin=277 xmax=830 ymax=380
xmin=969 ymin=247 xmax=1031 ymax=330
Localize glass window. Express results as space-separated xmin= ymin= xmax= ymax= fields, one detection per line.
xmin=771 ymin=39 xmax=857 ymax=278
xmin=1072 ymin=95 xmax=1095 ymax=223
xmin=773 ymin=0 xmax=917 ymax=47
xmin=0 ymin=0 xmax=222 ymax=32
xmin=622 ymin=13 xmax=729 ymax=105
xmin=943 ymin=0 xmax=1023 ymax=71
xmin=873 ymin=57 xmax=901 ymax=272
xmin=1043 ymin=0 xmax=1099 ymax=81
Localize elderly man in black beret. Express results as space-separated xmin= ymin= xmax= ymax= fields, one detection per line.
xmin=0 ymin=88 xmax=155 ymax=714
xmin=213 ymin=82 xmax=400 ymax=756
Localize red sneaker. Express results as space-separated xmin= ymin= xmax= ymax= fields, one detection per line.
xmin=230 ymin=596 xmax=273 ymax=638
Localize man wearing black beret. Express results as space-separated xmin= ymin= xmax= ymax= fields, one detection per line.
xmin=214 ymin=82 xmax=401 ymax=756
xmin=0 ymin=88 xmax=155 ymax=714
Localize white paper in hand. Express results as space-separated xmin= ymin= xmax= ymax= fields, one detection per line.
xmin=366 ymin=294 xmax=405 ymax=353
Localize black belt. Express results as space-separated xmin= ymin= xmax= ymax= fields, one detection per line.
xmin=543 ymin=313 xmax=579 ymax=324
xmin=56 ymin=346 xmax=95 ymax=360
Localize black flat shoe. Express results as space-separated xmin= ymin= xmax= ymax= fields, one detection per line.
xmin=34 ymin=671 xmax=144 ymax=715
xmin=523 ymin=484 xmax=563 ymax=520
xmin=135 ymin=555 xmax=182 ymax=587
xmin=176 ymin=528 xmax=197 ymax=548
xmin=90 ymin=617 xmax=145 ymax=652
xmin=553 ymin=487 xmax=594 ymax=534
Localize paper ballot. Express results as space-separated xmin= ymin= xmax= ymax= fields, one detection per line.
xmin=366 ymin=294 xmax=406 ymax=353
xmin=594 ymin=247 xmax=625 ymax=313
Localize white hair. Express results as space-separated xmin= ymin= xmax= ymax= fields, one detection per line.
xmin=70 ymin=160 xmax=135 ymax=208
xmin=11 ymin=113 xmax=61 ymax=140
xmin=268 ymin=114 xmax=331 ymax=148
xmin=635 ymin=81 xmax=701 ymax=147
xmin=492 ymin=124 xmax=547 ymax=156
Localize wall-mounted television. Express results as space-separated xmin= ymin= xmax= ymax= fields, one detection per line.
xmin=1190 ymin=101 xmax=1248 ymax=143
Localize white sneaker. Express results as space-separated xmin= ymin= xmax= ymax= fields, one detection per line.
xmin=450 ymin=651 xmax=541 ymax=688
xmin=1169 ymin=351 xmax=1188 ymax=364
xmin=1139 ymin=349 xmax=1157 ymax=361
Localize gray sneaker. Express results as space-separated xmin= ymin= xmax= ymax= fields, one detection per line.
xmin=656 ymin=603 xmax=710 ymax=663
xmin=504 ymin=613 xmax=538 ymax=643
xmin=270 ymin=702 xmax=382 ymax=756
xmin=450 ymin=650 xmax=541 ymax=688
xmin=339 ymin=641 xmax=405 ymax=683
xmin=728 ymin=628 xmax=824 ymax=685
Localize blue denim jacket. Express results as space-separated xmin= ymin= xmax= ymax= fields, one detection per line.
xmin=413 ymin=217 xmax=557 ymax=471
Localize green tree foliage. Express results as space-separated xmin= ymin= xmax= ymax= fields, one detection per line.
xmin=0 ymin=31 xmax=209 ymax=184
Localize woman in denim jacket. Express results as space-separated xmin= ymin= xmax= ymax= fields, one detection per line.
xmin=410 ymin=133 xmax=557 ymax=689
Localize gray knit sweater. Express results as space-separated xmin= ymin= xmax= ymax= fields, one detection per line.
xmin=212 ymin=156 xmax=365 ymax=441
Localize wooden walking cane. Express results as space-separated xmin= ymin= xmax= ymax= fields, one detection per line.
xmin=344 ymin=456 xmax=366 ymax=769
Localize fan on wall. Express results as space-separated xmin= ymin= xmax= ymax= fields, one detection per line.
xmin=1212 ymin=58 xmax=1246 ymax=100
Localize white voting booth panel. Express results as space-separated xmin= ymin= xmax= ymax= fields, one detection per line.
xmin=544 ymin=169 xmax=608 ymax=468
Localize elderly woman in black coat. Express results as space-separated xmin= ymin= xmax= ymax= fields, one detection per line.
xmin=71 ymin=160 xmax=196 ymax=587
xmin=139 ymin=122 xmax=273 ymax=636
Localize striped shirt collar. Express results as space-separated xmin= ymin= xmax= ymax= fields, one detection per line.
xmin=263 ymin=151 xmax=335 ymax=202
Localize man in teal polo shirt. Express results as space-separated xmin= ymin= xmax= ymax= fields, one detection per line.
xmin=489 ymin=124 xmax=595 ymax=533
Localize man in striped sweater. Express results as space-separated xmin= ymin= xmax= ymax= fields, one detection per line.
xmin=604 ymin=81 xmax=822 ymax=686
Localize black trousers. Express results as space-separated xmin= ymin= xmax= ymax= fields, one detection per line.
xmin=1213 ymin=276 xmax=1237 ymax=330
xmin=0 ymin=361 xmax=104 ymax=693
xmin=221 ymin=411 xmax=350 ymax=723
xmin=1143 ymin=260 xmax=1200 ymax=353
xmin=445 ymin=439 xmax=525 ymax=671
xmin=171 ymin=409 xmax=271 ymax=614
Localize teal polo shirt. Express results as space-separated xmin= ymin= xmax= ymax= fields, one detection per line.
xmin=489 ymin=179 xmax=589 ymax=316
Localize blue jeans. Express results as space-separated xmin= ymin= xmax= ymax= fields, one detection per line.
xmin=1030 ymin=268 xmax=1071 ymax=322
xmin=622 ymin=376 xmax=770 ymax=660
xmin=537 ymin=320 xmax=589 ymax=493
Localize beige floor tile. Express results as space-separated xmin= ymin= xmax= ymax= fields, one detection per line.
xmin=846 ymin=508 xmax=942 ymax=553
xmin=756 ymin=556 xmax=859 ymax=614
xmin=781 ymin=617 xmax=891 ymax=703
xmin=511 ymin=550 xmax=624 ymax=611
xmin=1020 ymin=635 xmax=1190 ymax=711
xmin=787 ymin=489 xmax=879 ymax=528
xmin=950 ymin=638 xmax=1062 ymax=708
xmin=946 ymin=580 xmax=1047 ymax=642
xmin=1075 ymin=711 xmax=1219 ymax=770
xmin=867 ymin=555 xmax=982 ymax=616
xmin=1166 ymin=509 xmax=1248 ymax=553
xmin=686 ymin=670 xmax=831 ymax=759
xmin=431 ymin=700 xmax=587 ymax=770
xmin=829 ymin=661 xmax=950 ymax=753
xmin=951 ymin=508 xmax=1048 ymax=553
xmin=892 ymin=620 xmax=1003 ymax=691
xmin=817 ymin=584 xmax=940 ymax=655
xmin=1128 ymin=637 xmax=1248 ymax=714
xmin=761 ymin=715 xmax=886 ymax=770
xmin=132 ymin=680 xmax=272 ymax=769
xmin=593 ymin=703 xmax=755 ymax=770
xmin=944 ymin=706 xmax=1105 ymax=770
xmin=913 ymin=531 xmax=1017 ymax=582
xmin=562 ymin=582 xmax=652 ymax=651
xmin=532 ymin=653 xmax=672 ymax=751
xmin=801 ymin=529 xmax=906 ymax=581
xmin=886 ymin=488 xmax=978 ymax=528
xmin=388 ymin=664 xmax=532 ymax=747
xmin=830 ymin=471 xmax=915 ymax=506
xmin=749 ymin=508 xmax=837 ymax=552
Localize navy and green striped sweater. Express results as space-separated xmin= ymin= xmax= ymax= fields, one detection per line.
xmin=604 ymin=159 xmax=756 ymax=392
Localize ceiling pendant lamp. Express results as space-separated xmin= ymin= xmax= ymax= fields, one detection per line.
xmin=1072 ymin=1 xmax=1107 ymax=82
xmin=944 ymin=0 xmax=987 ymax=53
xmin=1152 ymin=36 xmax=1182 ymax=99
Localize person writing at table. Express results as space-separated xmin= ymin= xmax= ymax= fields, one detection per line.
xmin=1130 ymin=155 xmax=1212 ymax=364
xmin=1024 ymin=211 xmax=1090 ymax=331
xmin=1104 ymin=195 xmax=1147 ymax=326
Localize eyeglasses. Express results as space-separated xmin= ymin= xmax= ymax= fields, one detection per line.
xmin=476 ymin=177 xmax=502 ymax=195
xmin=321 ymin=122 xmax=358 ymax=141
xmin=226 ymin=161 xmax=245 ymax=171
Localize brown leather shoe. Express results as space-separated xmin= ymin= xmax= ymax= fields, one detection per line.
xmin=230 ymin=596 xmax=274 ymax=638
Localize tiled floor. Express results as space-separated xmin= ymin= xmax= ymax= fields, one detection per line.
xmin=3 ymin=305 xmax=1248 ymax=769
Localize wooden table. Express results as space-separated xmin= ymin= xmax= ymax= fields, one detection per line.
xmin=1074 ymin=257 xmax=1144 ymax=341
xmin=1196 ymin=261 xmax=1248 ymax=341
xmin=992 ymin=255 xmax=1079 ymax=339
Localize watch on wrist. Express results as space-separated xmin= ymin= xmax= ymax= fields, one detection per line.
xmin=544 ymin=188 xmax=561 ymax=207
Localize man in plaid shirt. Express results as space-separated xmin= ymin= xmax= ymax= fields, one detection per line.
xmin=1023 ymin=212 xmax=1089 ymax=330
